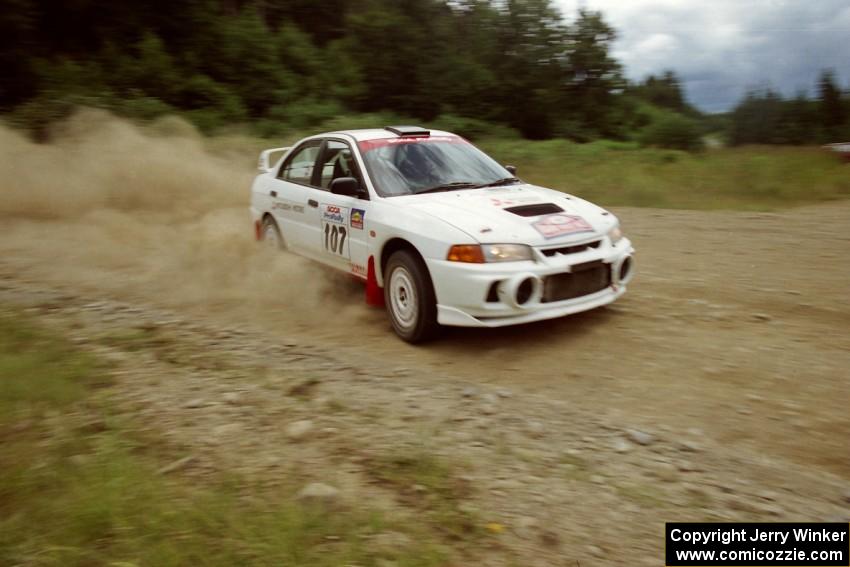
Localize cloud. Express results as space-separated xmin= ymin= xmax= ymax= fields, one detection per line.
xmin=556 ymin=0 xmax=850 ymax=112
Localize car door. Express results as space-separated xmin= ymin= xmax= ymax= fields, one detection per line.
xmin=304 ymin=138 xmax=371 ymax=277
xmin=266 ymin=140 xmax=322 ymax=253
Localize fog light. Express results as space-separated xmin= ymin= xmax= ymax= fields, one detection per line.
xmin=516 ymin=277 xmax=534 ymax=305
xmin=498 ymin=273 xmax=542 ymax=308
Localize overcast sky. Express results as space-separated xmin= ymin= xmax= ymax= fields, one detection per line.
xmin=555 ymin=0 xmax=850 ymax=112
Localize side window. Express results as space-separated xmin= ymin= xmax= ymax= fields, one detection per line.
xmin=279 ymin=143 xmax=320 ymax=185
xmin=318 ymin=141 xmax=360 ymax=190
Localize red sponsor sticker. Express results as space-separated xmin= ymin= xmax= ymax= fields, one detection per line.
xmin=532 ymin=214 xmax=594 ymax=239
xmin=358 ymin=135 xmax=467 ymax=153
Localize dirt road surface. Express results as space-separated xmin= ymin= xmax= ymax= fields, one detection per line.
xmin=2 ymin=113 xmax=848 ymax=565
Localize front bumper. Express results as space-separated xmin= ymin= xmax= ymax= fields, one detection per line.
xmin=426 ymin=237 xmax=634 ymax=328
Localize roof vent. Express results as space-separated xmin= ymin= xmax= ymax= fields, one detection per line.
xmin=504 ymin=203 xmax=564 ymax=217
xmin=385 ymin=125 xmax=430 ymax=137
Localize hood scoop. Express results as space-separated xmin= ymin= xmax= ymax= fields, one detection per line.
xmin=504 ymin=203 xmax=563 ymax=217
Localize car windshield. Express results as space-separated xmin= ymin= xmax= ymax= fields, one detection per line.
xmin=358 ymin=136 xmax=513 ymax=197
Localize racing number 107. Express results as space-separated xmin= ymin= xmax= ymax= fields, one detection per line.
xmin=324 ymin=223 xmax=347 ymax=255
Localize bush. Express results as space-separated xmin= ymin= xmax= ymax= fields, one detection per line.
xmin=426 ymin=114 xmax=520 ymax=140
xmin=179 ymin=75 xmax=247 ymax=121
xmin=639 ymin=113 xmax=704 ymax=152
xmin=6 ymin=92 xmax=114 ymax=138
xmin=113 ymin=95 xmax=175 ymax=121
xmin=266 ymin=97 xmax=344 ymax=130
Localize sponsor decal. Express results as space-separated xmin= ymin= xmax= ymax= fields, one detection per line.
xmin=485 ymin=192 xmax=540 ymax=205
xmin=293 ymin=205 xmax=304 ymax=213
xmin=271 ymin=202 xmax=291 ymax=211
xmin=532 ymin=214 xmax=594 ymax=239
xmin=350 ymin=263 xmax=367 ymax=277
xmin=350 ymin=208 xmax=365 ymax=230
xmin=322 ymin=203 xmax=346 ymax=224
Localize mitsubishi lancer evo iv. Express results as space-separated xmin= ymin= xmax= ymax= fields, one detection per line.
xmin=250 ymin=126 xmax=634 ymax=342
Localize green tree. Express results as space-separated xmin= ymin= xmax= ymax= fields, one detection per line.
xmin=776 ymin=92 xmax=817 ymax=145
xmin=207 ymin=8 xmax=296 ymax=116
xmin=426 ymin=0 xmax=501 ymax=121
xmin=818 ymin=69 xmax=845 ymax=141
xmin=632 ymin=70 xmax=692 ymax=114
xmin=0 ymin=0 xmax=38 ymax=108
xmin=729 ymin=89 xmax=784 ymax=145
xmin=561 ymin=9 xmax=624 ymax=139
xmin=345 ymin=0 xmax=450 ymax=119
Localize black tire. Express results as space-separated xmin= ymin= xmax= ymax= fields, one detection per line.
xmin=383 ymin=249 xmax=440 ymax=343
xmin=260 ymin=216 xmax=285 ymax=250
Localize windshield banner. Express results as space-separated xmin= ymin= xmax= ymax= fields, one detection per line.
xmin=358 ymin=135 xmax=467 ymax=153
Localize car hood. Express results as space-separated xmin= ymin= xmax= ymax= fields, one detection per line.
xmin=393 ymin=184 xmax=618 ymax=245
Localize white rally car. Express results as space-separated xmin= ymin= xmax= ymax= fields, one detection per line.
xmin=250 ymin=126 xmax=634 ymax=342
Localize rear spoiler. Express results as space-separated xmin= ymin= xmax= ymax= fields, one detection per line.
xmin=258 ymin=147 xmax=291 ymax=172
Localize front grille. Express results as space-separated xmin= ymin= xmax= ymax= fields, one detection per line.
xmin=542 ymin=264 xmax=611 ymax=303
xmin=540 ymin=240 xmax=601 ymax=257
xmin=504 ymin=203 xmax=563 ymax=217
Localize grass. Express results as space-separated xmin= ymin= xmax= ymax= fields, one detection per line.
xmin=367 ymin=450 xmax=480 ymax=541
xmin=478 ymin=139 xmax=850 ymax=210
xmin=97 ymin=326 xmax=171 ymax=352
xmin=0 ymin=307 xmax=447 ymax=566
xmin=0 ymin=310 xmax=112 ymax=410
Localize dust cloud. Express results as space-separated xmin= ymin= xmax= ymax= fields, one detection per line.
xmin=0 ymin=109 xmax=375 ymax=331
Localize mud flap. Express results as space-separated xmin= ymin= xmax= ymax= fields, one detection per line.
xmin=365 ymin=256 xmax=384 ymax=307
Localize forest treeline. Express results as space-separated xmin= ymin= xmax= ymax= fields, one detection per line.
xmin=1 ymin=0 xmax=847 ymax=147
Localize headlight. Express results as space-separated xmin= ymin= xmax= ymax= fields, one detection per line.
xmin=608 ymin=225 xmax=624 ymax=245
xmin=447 ymin=244 xmax=534 ymax=263
xmin=483 ymin=244 xmax=534 ymax=262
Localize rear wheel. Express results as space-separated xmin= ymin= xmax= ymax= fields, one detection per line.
xmin=261 ymin=216 xmax=285 ymax=250
xmin=384 ymin=250 xmax=439 ymax=343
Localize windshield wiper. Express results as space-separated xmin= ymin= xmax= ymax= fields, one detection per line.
xmin=479 ymin=177 xmax=521 ymax=188
xmin=415 ymin=181 xmax=481 ymax=195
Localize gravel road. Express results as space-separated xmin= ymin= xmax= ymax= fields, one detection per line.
xmin=2 ymin=201 xmax=848 ymax=565
xmin=2 ymin=114 xmax=847 ymax=564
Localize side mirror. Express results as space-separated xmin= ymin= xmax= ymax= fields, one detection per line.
xmin=505 ymin=165 xmax=517 ymax=176
xmin=330 ymin=176 xmax=361 ymax=197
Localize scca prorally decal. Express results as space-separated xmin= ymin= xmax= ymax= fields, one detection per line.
xmin=350 ymin=208 xmax=365 ymax=230
xmin=532 ymin=214 xmax=594 ymax=239
xmin=322 ymin=204 xmax=346 ymax=224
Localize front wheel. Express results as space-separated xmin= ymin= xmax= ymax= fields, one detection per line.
xmin=384 ymin=250 xmax=439 ymax=343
